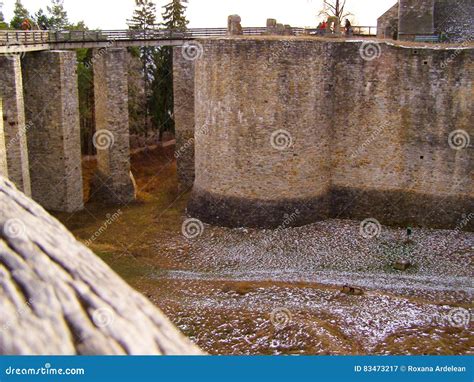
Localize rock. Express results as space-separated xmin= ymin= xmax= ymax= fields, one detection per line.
xmin=227 ymin=15 xmax=243 ymax=36
xmin=0 ymin=176 xmax=202 ymax=355
xmin=341 ymin=285 xmax=364 ymax=296
xmin=393 ymin=260 xmax=412 ymax=271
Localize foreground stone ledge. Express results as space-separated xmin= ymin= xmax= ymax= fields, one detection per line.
xmin=0 ymin=176 xmax=202 ymax=355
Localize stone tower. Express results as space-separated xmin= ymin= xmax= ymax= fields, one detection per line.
xmin=397 ymin=0 xmax=435 ymax=40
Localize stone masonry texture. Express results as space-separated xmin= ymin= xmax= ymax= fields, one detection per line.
xmin=0 ymin=98 xmax=8 ymax=178
xmin=0 ymin=55 xmax=31 ymax=196
xmin=173 ymin=47 xmax=196 ymax=191
xmin=187 ymin=37 xmax=473 ymax=230
xmin=90 ymin=48 xmax=136 ymax=205
xmin=377 ymin=3 xmax=399 ymax=39
xmin=398 ymin=0 xmax=435 ymax=40
xmin=22 ymin=50 xmax=84 ymax=212
xmin=379 ymin=0 xmax=473 ymax=42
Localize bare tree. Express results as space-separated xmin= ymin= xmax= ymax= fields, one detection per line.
xmin=318 ymin=0 xmax=352 ymax=23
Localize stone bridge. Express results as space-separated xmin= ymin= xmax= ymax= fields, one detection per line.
xmin=0 ymin=23 xmax=472 ymax=231
xmin=0 ymin=23 xmax=377 ymax=213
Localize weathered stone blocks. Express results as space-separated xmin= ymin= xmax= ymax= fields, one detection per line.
xmin=0 ymin=55 xmax=31 ymax=196
xmin=227 ymin=15 xmax=243 ymax=36
xmin=188 ymin=39 xmax=333 ymax=228
xmin=187 ymin=37 xmax=473 ymax=230
xmin=398 ymin=0 xmax=435 ymax=40
xmin=0 ymin=98 xmax=8 ymax=178
xmin=173 ymin=47 xmax=196 ymax=192
xmin=22 ymin=50 xmax=83 ymax=212
xmin=90 ymin=48 xmax=136 ymax=204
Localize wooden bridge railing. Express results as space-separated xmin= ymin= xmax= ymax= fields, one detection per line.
xmin=0 ymin=26 xmax=377 ymax=47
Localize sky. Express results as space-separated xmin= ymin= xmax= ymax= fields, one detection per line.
xmin=2 ymin=0 xmax=396 ymax=30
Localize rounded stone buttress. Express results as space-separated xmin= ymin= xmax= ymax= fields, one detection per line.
xmin=187 ymin=38 xmax=332 ymax=228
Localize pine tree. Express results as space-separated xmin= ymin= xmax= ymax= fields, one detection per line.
xmin=128 ymin=0 xmax=158 ymax=136
xmin=46 ymin=0 xmax=69 ymax=30
xmin=34 ymin=8 xmax=50 ymax=30
xmin=10 ymin=0 xmax=30 ymax=29
xmin=150 ymin=0 xmax=189 ymax=139
xmin=128 ymin=0 xmax=156 ymax=30
xmin=161 ymin=0 xmax=188 ymax=33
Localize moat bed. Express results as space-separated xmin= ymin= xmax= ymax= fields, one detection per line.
xmin=56 ymin=146 xmax=473 ymax=355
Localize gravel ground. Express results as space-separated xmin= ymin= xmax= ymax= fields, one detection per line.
xmin=155 ymin=219 xmax=473 ymax=298
xmin=143 ymin=218 xmax=473 ymax=354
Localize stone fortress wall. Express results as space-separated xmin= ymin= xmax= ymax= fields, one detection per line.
xmin=181 ymin=37 xmax=473 ymax=230
xmin=378 ymin=0 xmax=474 ymax=42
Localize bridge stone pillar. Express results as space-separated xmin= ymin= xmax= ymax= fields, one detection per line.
xmin=22 ymin=50 xmax=84 ymax=212
xmin=90 ymin=48 xmax=136 ymax=204
xmin=0 ymin=55 xmax=31 ymax=196
xmin=173 ymin=47 xmax=196 ymax=192
xmin=0 ymin=99 xmax=8 ymax=178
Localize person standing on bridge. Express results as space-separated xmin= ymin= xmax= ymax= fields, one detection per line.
xmin=344 ymin=19 xmax=352 ymax=36
xmin=20 ymin=18 xmax=31 ymax=30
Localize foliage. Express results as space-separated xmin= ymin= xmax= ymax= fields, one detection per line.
xmin=34 ymin=8 xmax=50 ymax=29
xmin=149 ymin=0 xmax=189 ymax=138
xmin=46 ymin=0 xmax=69 ymax=30
xmin=128 ymin=0 xmax=156 ymax=30
xmin=161 ymin=0 xmax=188 ymax=32
xmin=149 ymin=47 xmax=174 ymax=137
xmin=128 ymin=0 xmax=158 ymax=136
xmin=10 ymin=0 xmax=31 ymax=29
xmin=0 ymin=1 xmax=8 ymax=29
xmin=76 ymin=49 xmax=95 ymax=155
